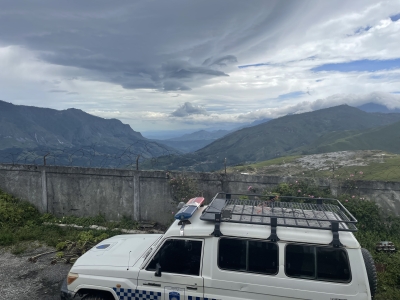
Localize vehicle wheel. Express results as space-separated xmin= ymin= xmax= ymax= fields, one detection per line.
xmin=361 ymin=248 xmax=377 ymax=298
xmin=82 ymin=293 xmax=114 ymax=300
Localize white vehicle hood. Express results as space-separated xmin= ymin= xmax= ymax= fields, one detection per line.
xmin=73 ymin=234 xmax=162 ymax=267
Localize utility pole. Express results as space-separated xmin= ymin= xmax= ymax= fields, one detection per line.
xmin=43 ymin=153 xmax=50 ymax=166
xmin=224 ymin=158 xmax=227 ymax=175
xmin=136 ymin=155 xmax=140 ymax=170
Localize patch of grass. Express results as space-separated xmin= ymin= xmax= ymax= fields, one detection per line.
xmin=10 ymin=243 xmax=28 ymax=255
xmin=44 ymin=214 xmax=138 ymax=230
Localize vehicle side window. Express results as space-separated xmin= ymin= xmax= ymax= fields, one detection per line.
xmin=146 ymin=239 xmax=202 ymax=276
xmin=317 ymin=247 xmax=351 ymax=281
xmin=219 ymin=238 xmax=278 ymax=275
xmin=285 ymin=244 xmax=315 ymax=278
xmin=285 ymin=244 xmax=351 ymax=282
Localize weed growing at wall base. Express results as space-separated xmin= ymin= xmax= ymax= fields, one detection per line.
xmin=0 ymin=189 xmax=135 ymax=253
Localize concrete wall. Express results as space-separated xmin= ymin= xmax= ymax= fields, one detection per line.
xmin=1 ymin=164 xmax=400 ymax=225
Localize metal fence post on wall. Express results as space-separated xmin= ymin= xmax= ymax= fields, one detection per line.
xmin=41 ymin=167 xmax=48 ymax=213
xmin=224 ymin=158 xmax=227 ymax=175
xmin=133 ymin=173 xmax=140 ymax=222
xmin=136 ymin=155 xmax=140 ymax=170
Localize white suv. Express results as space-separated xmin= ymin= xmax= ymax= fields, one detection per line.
xmin=61 ymin=193 xmax=377 ymax=300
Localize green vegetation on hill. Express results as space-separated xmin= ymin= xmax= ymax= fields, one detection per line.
xmin=305 ymin=120 xmax=400 ymax=155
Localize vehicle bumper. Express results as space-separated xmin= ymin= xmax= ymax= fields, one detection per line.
xmin=60 ymin=278 xmax=76 ymax=300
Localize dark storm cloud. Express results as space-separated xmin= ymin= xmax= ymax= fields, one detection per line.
xmin=202 ymin=55 xmax=238 ymax=67
xmin=171 ymin=102 xmax=208 ymax=117
xmin=0 ymin=0 xmax=303 ymax=91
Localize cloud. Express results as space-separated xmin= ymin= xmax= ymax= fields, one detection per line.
xmin=171 ymin=102 xmax=209 ymax=117
xmin=278 ymin=91 xmax=305 ymax=100
xmin=237 ymin=92 xmax=400 ymax=121
xmin=203 ymin=55 xmax=238 ymax=67
xmin=48 ymin=89 xmax=68 ymax=93
xmin=0 ymin=1 xmax=400 ymax=132
xmin=163 ymin=80 xmax=191 ymax=91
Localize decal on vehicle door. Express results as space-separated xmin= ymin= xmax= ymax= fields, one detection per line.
xmin=165 ymin=287 xmax=184 ymax=300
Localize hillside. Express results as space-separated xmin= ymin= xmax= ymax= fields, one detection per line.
xmin=0 ymin=100 xmax=178 ymax=167
xmin=307 ymin=120 xmax=400 ymax=154
xmin=147 ymin=105 xmax=400 ymax=171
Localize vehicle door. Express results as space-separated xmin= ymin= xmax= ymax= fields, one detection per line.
xmin=138 ymin=238 xmax=204 ymax=300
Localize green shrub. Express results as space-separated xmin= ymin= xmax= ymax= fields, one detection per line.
xmin=0 ymin=189 xmax=42 ymax=228
xmin=168 ymin=173 xmax=201 ymax=203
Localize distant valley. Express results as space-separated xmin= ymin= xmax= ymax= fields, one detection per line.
xmin=152 ymin=130 xmax=230 ymax=153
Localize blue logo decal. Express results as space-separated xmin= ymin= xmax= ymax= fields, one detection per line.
xmin=96 ymin=244 xmax=110 ymax=249
xmin=169 ymin=291 xmax=180 ymax=300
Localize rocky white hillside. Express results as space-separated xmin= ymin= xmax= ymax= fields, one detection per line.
xmin=229 ymin=150 xmax=400 ymax=182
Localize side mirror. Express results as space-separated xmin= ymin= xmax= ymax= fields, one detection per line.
xmin=155 ymin=263 xmax=162 ymax=277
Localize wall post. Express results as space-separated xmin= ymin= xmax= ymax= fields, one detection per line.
xmin=133 ymin=173 xmax=140 ymax=221
xmin=41 ymin=168 xmax=48 ymax=213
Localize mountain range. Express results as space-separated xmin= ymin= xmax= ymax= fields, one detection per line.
xmin=147 ymin=105 xmax=400 ymax=171
xmin=2 ymin=100 xmax=400 ymax=170
xmin=0 ymin=100 xmax=178 ymax=167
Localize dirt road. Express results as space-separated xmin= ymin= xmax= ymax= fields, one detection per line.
xmin=0 ymin=246 xmax=71 ymax=300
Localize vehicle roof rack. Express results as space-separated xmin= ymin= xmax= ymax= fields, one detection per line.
xmin=200 ymin=193 xmax=358 ymax=247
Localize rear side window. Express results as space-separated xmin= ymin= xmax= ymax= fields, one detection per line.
xmin=285 ymin=244 xmax=351 ymax=282
xmin=219 ymin=238 xmax=278 ymax=275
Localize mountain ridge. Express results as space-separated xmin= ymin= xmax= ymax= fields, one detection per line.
xmin=147 ymin=105 xmax=400 ymax=171
xmin=0 ymin=100 xmax=177 ymax=167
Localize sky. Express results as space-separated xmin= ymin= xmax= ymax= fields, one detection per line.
xmin=0 ymin=0 xmax=400 ymax=137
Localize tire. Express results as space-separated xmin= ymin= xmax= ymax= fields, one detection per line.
xmin=361 ymin=248 xmax=377 ymax=298
xmin=82 ymin=293 xmax=114 ymax=300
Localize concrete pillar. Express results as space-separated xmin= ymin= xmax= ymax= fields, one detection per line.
xmin=41 ymin=169 xmax=48 ymax=213
xmin=133 ymin=173 xmax=140 ymax=221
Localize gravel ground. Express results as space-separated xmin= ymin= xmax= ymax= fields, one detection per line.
xmin=0 ymin=245 xmax=71 ymax=300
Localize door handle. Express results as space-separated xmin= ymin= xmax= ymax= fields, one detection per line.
xmin=144 ymin=283 xmax=161 ymax=287
xmin=187 ymin=286 xmax=197 ymax=290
